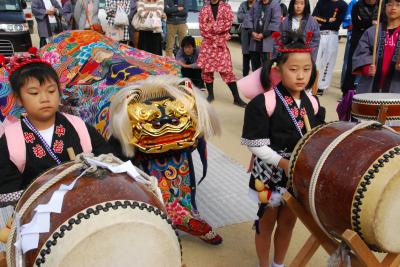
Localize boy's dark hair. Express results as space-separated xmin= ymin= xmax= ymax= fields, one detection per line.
xmin=382 ymin=0 xmax=400 ymax=27
xmin=9 ymin=62 xmax=60 ymax=96
xmin=260 ymin=31 xmax=317 ymax=91
xmin=181 ymin=35 xmax=196 ymax=49
xmin=288 ymin=0 xmax=311 ymax=19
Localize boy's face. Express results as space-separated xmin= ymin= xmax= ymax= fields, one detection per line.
xmin=16 ymin=77 xmax=60 ymax=124
xmin=183 ymin=45 xmax=194 ymax=56
xmin=386 ymin=0 xmax=400 ymax=21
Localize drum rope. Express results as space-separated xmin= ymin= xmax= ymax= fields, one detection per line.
xmin=6 ymin=153 xmax=160 ymax=267
xmin=308 ymin=121 xmax=391 ymax=238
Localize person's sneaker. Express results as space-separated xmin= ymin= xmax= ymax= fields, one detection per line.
xmin=234 ymin=98 xmax=247 ymax=108
xmin=317 ymin=89 xmax=324 ymax=96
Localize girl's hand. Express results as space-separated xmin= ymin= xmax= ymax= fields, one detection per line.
xmin=278 ymin=158 xmax=290 ymax=177
xmin=328 ymin=17 xmax=336 ymax=22
xmin=396 ymin=63 xmax=400 ymax=71
xmin=251 ymin=32 xmax=259 ymax=40
xmin=369 ymin=64 xmax=376 ymax=76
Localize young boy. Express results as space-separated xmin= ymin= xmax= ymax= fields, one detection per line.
xmin=312 ymin=0 xmax=348 ymax=95
xmin=0 ymin=50 xmax=113 ymax=207
xmin=175 ymin=35 xmax=205 ymax=89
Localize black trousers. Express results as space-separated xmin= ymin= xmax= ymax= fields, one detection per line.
xmin=138 ymin=31 xmax=162 ymax=56
xmin=181 ymin=67 xmax=205 ymax=89
xmin=250 ymin=52 xmax=270 ymax=71
xmin=243 ymin=54 xmax=252 ymax=76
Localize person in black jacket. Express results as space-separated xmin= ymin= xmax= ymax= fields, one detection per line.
xmin=164 ymin=0 xmax=190 ymax=57
xmin=312 ymin=0 xmax=348 ymax=95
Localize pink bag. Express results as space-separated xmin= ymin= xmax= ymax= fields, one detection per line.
xmin=237 ymin=68 xmax=281 ymax=99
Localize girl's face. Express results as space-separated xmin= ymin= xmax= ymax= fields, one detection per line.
xmin=277 ymin=52 xmax=313 ymax=97
xmin=386 ymin=0 xmax=400 ymax=21
xmin=16 ymin=77 xmax=60 ymax=125
xmin=183 ymin=45 xmax=194 ymax=56
xmin=294 ymin=0 xmax=305 ymax=16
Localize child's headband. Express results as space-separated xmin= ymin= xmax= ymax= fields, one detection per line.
xmin=0 ymin=47 xmax=52 ymax=78
xmin=272 ymin=32 xmax=313 ymax=53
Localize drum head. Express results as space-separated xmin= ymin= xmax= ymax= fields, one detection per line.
xmin=38 ymin=201 xmax=181 ymax=267
xmin=352 ymin=93 xmax=400 ymax=104
xmin=374 ymin=173 xmax=400 ymax=253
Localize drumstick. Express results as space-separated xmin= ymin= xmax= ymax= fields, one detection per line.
xmin=67 ymin=147 xmax=76 ymax=160
xmin=303 ymin=114 xmax=312 ymax=132
xmin=372 ymin=0 xmax=384 ymax=66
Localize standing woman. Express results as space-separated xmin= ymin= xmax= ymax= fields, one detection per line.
xmin=197 ymin=0 xmax=247 ymax=107
xmin=105 ymin=0 xmax=132 ymax=43
xmin=135 ymin=0 xmax=164 ymax=55
xmin=243 ymin=0 xmax=282 ymax=70
xmin=32 ymin=0 xmax=63 ymax=47
xmin=280 ymin=0 xmax=320 ymax=60
xmin=74 ymin=0 xmax=101 ymax=30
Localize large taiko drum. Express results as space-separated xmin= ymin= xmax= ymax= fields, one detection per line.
xmin=352 ymin=93 xmax=400 ymax=131
xmin=6 ymin=157 xmax=182 ymax=267
xmin=289 ymin=121 xmax=400 ymax=253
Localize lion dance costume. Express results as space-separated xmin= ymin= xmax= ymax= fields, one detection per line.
xmin=108 ymin=75 xmax=223 ymax=244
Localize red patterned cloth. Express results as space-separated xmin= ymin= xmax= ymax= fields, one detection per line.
xmin=197 ymin=1 xmax=235 ymax=75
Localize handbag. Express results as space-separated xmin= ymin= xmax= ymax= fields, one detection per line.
xmin=132 ymin=11 xmax=161 ymax=31
xmin=82 ymin=0 xmax=104 ymax=34
xmin=114 ymin=6 xmax=129 ymax=26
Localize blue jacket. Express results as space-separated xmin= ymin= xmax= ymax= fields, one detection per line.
xmin=164 ymin=0 xmax=189 ymax=24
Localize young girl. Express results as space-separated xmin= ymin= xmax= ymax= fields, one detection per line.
xmin=352 ymin=0 xmax=400 ymax=93
xmin=0 ymin=49 xmax=113 ymax=207
xmin=280 ymin=0 xmax=320 ymax=60
xmin=241 ymin=31 xmax=325 ymax=267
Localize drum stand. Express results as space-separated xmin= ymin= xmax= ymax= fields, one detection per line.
xmin=283 ymin=192 xmax=400 ymax=267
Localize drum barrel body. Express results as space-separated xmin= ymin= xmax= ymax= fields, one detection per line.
xmin=352 ymin=93 xmax=400 ymax=131
xmin=290 ymin=122 xmax=400 ymax=252
xmin=8 ymin=162 xmax=169 ymax=267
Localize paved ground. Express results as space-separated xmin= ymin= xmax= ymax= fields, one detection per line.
xmin=30 ymin=30 xmax=347 ymax=266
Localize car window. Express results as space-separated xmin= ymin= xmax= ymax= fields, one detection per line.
xmin=99 ymin=0 xmax=105 ymax=8
xmin=188 ymin=0 xmax=204 ymax=12
xmin=0 ymin=0 xmax=23 ymax=11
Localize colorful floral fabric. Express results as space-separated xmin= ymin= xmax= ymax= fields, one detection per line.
xmin=145 ymin=152 xmax=222 ymax=243
xmin=0 ymin=30 xmax=180 ymax=138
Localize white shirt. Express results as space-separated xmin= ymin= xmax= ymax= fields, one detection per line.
xmin=247 ymin=99 xmax=302 ymax=167
xmin=292 ymin=16 xmax=301 ymax=31
xmin=43 ymin=0 xmax=57 ymax=24
xmin=39 ymin=125 xmax=55 ymax=147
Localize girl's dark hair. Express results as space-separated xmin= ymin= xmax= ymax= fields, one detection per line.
xmin=260 ymin=31 xmax=317 ymax=91
xmin=9 ymin=62 xmax=60 ymax=96
xmin=288 ymin=0 xmax=311 ymax=19
xmin=181 ymin=35 xmax=196 ymax=49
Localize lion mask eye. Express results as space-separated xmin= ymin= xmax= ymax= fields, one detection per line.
xmin=128 ymin=103 xmax=161 ymax=123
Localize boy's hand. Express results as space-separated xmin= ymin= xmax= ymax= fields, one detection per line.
xmin=328 ymin=17 xmax=336 ymax=22
xmin=369 ymin=64 xmax=376 ymax=76
xmin=395 ymin=63 xmax=400 ymax=71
